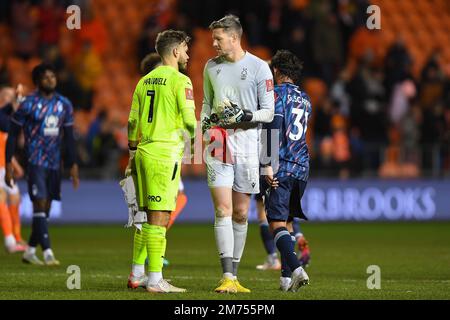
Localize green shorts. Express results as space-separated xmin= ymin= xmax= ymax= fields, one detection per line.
xmin=134 ymin=152 xmax=181 ymax=211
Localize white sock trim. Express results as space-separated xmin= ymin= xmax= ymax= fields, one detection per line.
xmin=43 ymin=248 xmax=54 ymax=259
xmin=26 ymin=246 xmax=36 ymax=255
xmin=147 ymin=272 xmax=162 ymax=286
xmin=132 ymin=264 xmax=145 ymax=277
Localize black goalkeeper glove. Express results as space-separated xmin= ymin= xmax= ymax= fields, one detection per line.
xmin=216 ymin=99 xmax=253 ymax=126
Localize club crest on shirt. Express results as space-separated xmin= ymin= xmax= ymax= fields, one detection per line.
xmin=241 ymin=68 xmax=248 ymax=80
xmin=44 ymin=115 xmax=59 ymax=136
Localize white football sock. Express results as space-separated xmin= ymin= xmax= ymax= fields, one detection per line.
xmin=26 ymin=246 xmax=36 ymax=255
xmin=4 ymin=235 xmax=16 ymax=248
xmin=43 ymin=248 xmax=54 ymax=259
xmin=132 ymin=264 xmax=145 ymax=277
xmin=214 ymin=216 xmax=234 ymax=259
xmin=147 ymin=272 xmax=162 ymax=286
xmin=232 ymin=220 xmax=248 ymax=276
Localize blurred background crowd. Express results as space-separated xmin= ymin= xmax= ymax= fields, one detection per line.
xmin=0 ymin=0 xmax=449 ymax=179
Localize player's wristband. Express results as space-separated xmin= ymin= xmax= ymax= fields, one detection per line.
xmin=241 ymin=110 xmax=253 ymax=122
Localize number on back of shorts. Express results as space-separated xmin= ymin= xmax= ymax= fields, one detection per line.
xmin=147 ymin=90 xmax=155 ymax=123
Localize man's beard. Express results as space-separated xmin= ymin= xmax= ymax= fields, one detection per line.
xmin=178 ymin=62 xmax=187 ymax=75
xmin=40 ymin=86 xmax=55 ymax=95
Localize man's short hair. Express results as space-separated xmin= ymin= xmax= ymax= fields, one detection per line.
xmin=31 ymin=63 xmax=56 ymax=85
xmin=270 ymin=50 xmax=304 ymax=85
xmin=209 ymin=14 xmax=243 ymax=38
xmin=140 ymin=53 xmax=162 ymax=75
xmin=155 ymin=30 xmax=190 ymax=58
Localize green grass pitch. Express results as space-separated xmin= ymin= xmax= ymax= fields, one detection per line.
xmin=1 ymin=222 xmax=449 ymax=300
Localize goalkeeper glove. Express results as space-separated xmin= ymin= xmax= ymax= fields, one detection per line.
xmin=217 ymin=98 xmax=253 ymax=126
xmin=201 ymin=113 xmax=221 ymax=134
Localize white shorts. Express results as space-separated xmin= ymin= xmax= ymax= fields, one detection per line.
xmin=206 ymin=154 xmax=260 ymax=194
xmin=0 ymin=167 xmax=20 ymax=195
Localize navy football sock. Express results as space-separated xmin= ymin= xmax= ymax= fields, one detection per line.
xmin=292 ymin=218 xmax=302 ymax=238
xmin=29 ymin=215 xmax=43 ymax=247
xmin=33 ymin=212 xmax=51 ymax=250
xmin=259 ymin=223 xmax=276 ymax=255
xmin=274 ymin=227 xmax=301 ymax=273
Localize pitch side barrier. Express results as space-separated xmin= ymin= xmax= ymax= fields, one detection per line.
xmin=16 ymin=179 xmax=450 ymax=223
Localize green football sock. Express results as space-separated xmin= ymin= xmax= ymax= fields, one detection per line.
xmin=144 ymin=223 xmax=167 ymax=273
xmin=132 ymin=228 xmax=147 ymax=265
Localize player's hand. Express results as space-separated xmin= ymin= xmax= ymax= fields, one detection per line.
xmin=201 ymin=116 xmax=216 ymax=134
xmin=216 ymin=98 xmax=252 ymax=126
xmin=70 ymin=163 xmax=79 ymax=190
xmin=5 ymin=162 xmax=15 ymax=188
xmin=125 ymin=149 xmax=136 ymax=177
xmin=262 ymin=165 xmax=279 ymax=189
xmin=13 ymin=84 xmax=25 ymax=111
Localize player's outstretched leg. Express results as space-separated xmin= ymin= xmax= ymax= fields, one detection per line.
xmin=257 ymin=220 xmax=281 ymax=271
xmin=273 ymin=227 xmax=309 ymax=292
xmin=0 ymin=201 xmax=25 ymax=253
xmin=128 ymin=228 xmax=148 ymax=289
xmin=292 ymin=218 xmax=310 ymax=267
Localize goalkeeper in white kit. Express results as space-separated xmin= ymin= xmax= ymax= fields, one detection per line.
xmin=201 ymin=14 xmax=275 ymax=293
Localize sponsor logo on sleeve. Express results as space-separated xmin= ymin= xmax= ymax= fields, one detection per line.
xmin=185 ymin=88 xmax=194 ymax=100
xmin=266 ymin=79 xmax=274 ymax=92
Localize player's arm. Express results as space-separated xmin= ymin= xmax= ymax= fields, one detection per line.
xmin=62 ymin=99 xmax=79 ymax=190
xmin=253 ymin=62 xmax=275 ymax=123
xmin=0 ymin=104 xmax=12 ymax=132
xmin=177 ymin=76 xmax=197 ymax=139
xmin=176 ymin=76 xmax=197 ymax=156
xmin=201 ymin=64 xmax=213 ymax=133
xmin=260 ymin=92 xmax=283 ymax=188
xmin=217 ymin=63 xmax=275 ymax=126
xmin=126 ymin=84 xmax=141 ymax=176
xmin=11 ymin=157 xmax=24 ymax=179
xmin=5 ymin=99 xmax=29 ymax=187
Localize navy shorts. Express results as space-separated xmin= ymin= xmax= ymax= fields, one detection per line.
xmin=27 ymin=165 xmax=61 ymax=201
xmin=265 ymin=176 xmax=308 ymax=222
xmin=254 ymin=176 xmax=269 ymax=202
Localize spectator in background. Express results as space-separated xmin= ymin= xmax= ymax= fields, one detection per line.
xmin=389 ymin=79 xmax=416 ymax=125
xmin=86 ymin=109 xmax=107 ymax=165
xmin=37 ymin=0 xmax=64 ymax=54
xmin=0 ymin=56 xmax=10 ymax=87
xmin=379 ymin=127 xmax=419 ymax=178
xmin=347 ymin=53 xmax=387 ymax=170
xmin=309 ymin=0 xmax=343 ymax=85
xmin=330 ymin=69 xmax=351 ymax=116
xmin=73 ymin=5 xmax=107 ymax=57
xmin=72 ymin=40 xmax=103 ymax=111
xmin=331 ymin=114 xmax=351 ymax=179
xmin=419 ymin=50 xmax=445 ymax=109
xmin=42 ymin=45 xmax=84 ymax=110
xmin=0 ymin=1 xmax=11 ymax=23
xmin=384 ymin=35 xmax=413 ymax=98
xmin=137 ymin=16 xmax=163 ymax=64
xmin=11 ymin=0 xmax=38 ymax=60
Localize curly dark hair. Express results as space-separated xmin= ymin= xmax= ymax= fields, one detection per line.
xmin=270 ymin=50 xmax=303 ymax=85
xmin=140 ymin=52 xmax=162 ymax=75
xmin=31 ymin=63 xmax=56 ymax=86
